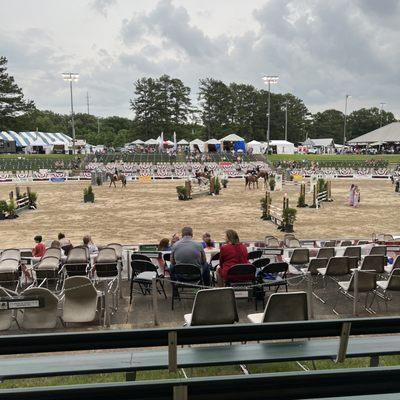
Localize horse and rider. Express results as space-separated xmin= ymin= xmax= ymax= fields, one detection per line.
xmin=244 ymin=166 xmax=269 ymax=189
xmin=195 ymin=165 xmax=212 ymax=186
xmin=107 ymin=168 xmax=127 ymax=188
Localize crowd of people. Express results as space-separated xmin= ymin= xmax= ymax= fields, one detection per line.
xmin=157 ymin=227 xmax=251 ymax=287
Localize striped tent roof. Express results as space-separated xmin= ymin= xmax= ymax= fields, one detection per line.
xmin=0 ymin=131 xmax=72 ymax=147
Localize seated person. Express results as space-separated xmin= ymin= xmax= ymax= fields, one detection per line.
xmin=32 ymin=235 xmax=46 ymax=258
xmin=158 ymin=238 xmax=171 ymax=251
xmin=50 ymin=240 xmax=65 ymax=257
xmin=58 ymin=232 xmax=73 ymax=255
xmin=171 ymin=233 xmax=180 ymax=245
xmin=170 ymin=227 xmax=210 ymax=285
xmin=201 ymin=232 xmax=215 ymax=249
xmin=217 ymin=229 xmax=250 ymax=286
xmin=83 ymin=235 xmax=98 ymax=254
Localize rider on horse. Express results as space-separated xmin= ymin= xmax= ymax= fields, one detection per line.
xmin=114 ymin=168 xmax=119 ymax=180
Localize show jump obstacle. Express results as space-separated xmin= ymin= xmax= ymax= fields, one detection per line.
xmin=263 ymin=191 xmax=289 ymax=227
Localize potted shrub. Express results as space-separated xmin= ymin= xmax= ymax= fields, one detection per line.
xmin=214 ymin=177 xmax=221 ymax=195
xmin=282 ymin=207 xmax=297 ymax=232
xmin=297 ymin=194 xmax=307 ymax=208
xmin=269 ymin=176 xmax=276 ymax=191
xmin=176 ymin=186 xmax=190 ymax=200
xmin=84 ymin=185 xmax=95 ymax=203
xmin=7 ymin=199 xmax=17 ymax=219
xmin=28 ymin=191 xmax=38 ymax=208
xmin=221 ymin=178 xmax=228 ymax=188
xmin=0 ymin=200 xmax=8 ymax=220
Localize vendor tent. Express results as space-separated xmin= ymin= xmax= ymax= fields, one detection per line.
xmin=268 ymin=140 xmax=295 ymax=154
xmin=132 ymin=139 xmax=145 ymax=144
xmin=177 ymin=139 xmax=189 ymax=145
xmin=144 ymin=139 xmax=159 ymax=145
xmin=247 ymin=140 xmax=262 ymax=154
xmin=189 ymin=139 xmax=205 ymax=153
xmin=205 ymin=138 xmax=221 ymax=152
xmin=220 ymin=134 xmax=246 ymax=152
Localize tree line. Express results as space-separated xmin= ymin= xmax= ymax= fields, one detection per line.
xmin=0 ymin=56 xmax=397 ymax=147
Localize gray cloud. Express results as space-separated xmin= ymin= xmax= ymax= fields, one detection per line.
xmin=2 ymin=0 xmax=400 ymax=118
xmin=91 ymin=0 xmax=117 ymax=17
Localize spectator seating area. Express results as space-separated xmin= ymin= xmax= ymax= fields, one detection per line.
xmin=0 ymin=234 xmax=399 ymax=331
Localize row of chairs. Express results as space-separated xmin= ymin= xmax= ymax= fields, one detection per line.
xmin=183 ymin=288 xmax=308 ymax=326
xmin=0 ymin=276 xmax=104 ymax=331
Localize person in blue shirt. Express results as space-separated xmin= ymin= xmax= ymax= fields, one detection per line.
xmin=201 ymin=232 xmax=215 ymax=249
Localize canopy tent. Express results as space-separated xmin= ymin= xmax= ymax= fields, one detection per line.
xmin=177 ymin=139 xmax=189 ymax=145
xmin=220 ymin=133 xmax=246 ymax=152
xmin=189 ymin=138 xmax=205 ymax=153
xmin=247 ymin=140 xmax=262 ymax=154
xmin=348 ymin=123 xmax=400 ymax=145
xmin=144 ymin=139 xmax=159 ymax=145
xmin=268 ymin=140 xmax=295 ymax=155
xmin=205 ymin=138 xmax=221 ymax=152
xmin=302 ymin=138 xmax=335 ymax=154
xmin=132 ymin=139 xmax=145 ymax=144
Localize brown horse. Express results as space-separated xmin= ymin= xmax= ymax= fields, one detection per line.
xmin=257 ymin=171 xmax=269 ymax=187
xmin=106 ymin=172 xmax=127 ymax=188
xmin=245 ymin=175 xmax=259 ymax=190
xmin=195 ymin=171 xmax=211 ymax=186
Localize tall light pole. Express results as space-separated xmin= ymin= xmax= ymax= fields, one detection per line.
xmin=379 ymin=102 xmax=386 ymax=128
xmin=343 ymin=94 xmax=350 ymax=145
xmin=284 ymin=99 xmax=288 ymax=142
xmin=262 ymin=75 xmax=279 ymax=155
xmin=62 ymin=72 xmax=79 ymax=155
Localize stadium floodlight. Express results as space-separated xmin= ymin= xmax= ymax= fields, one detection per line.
xmin=343 ymin=94 xmax=351 ymax=146
xmin=379 ymin=102 xmax=386 ymax=127
xmin=262 ymin=76 xmax=279 ymax=156
xmin=62 ymin=73 xmax=79 ymax=155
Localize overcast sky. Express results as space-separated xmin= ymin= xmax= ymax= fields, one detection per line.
xmin=1 ymin=0 xmax=399 ymax=118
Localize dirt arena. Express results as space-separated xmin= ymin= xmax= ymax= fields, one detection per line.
xmin=0 ymin=178 xmax=398 ymax=248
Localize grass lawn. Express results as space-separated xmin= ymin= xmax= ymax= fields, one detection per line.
xmin=2 ymin=356 xmax=400 ymax=389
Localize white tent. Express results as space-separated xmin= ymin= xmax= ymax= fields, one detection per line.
xmin=177 ymin=139 xmax=189 ymax=145
xmin=220 ymin=133 xmax=244 ymax=142
xmin=247 ymin=140 xmax=262 ymax=154
xmin=132 ymin=139 xmax=144 ymax=144
xmin=268 ymin=140 xmax=295 ymax=154
xmin=144 ymin=138 xmax=159 ymax=145
xmin=205 ymin=138 xmax=221 ymax=152
xmin=189 ymin=138 xmax=205 ymax=153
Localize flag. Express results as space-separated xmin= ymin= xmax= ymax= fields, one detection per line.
xmin=173 ymin=131 xmax=177 ymax=151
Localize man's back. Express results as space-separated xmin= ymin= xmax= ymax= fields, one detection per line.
xmin=172 ymin=236 xmax=205 ymax=268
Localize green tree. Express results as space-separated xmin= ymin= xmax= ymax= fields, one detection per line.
xmin=309 ymin=109 xmax=344 ymax=143
xmin=198 ymin=78 xmax=233 ymax=139
xmin=130 ymin=75 xmax=192 ymax=138
xmin=0 ymin=56 xmax=35 ymax=128
xmin=347 ymin=107 xmax=396 ymax=140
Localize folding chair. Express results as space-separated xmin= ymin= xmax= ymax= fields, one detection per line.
xmin=333 ymin=270 xmax=377 ymax=315
xmin=369 ymin=246 xmax=387 ymax=256
xmin=184 ymin=288 xmax=238 ymax=326
xmin=247 ymin=250 xmax=263 ymax=262
xmin=20 ymin=287 xmax=59 ymax=329
xmin=289 ymin=248 xmax=309 ymax=273
xmin=170 ymin=264 xmax=203 ymax=310
xmin=257 ymin=262 xmax=288 ymax=308
xmin=317 ymin=247 xmax=335 ymax=259
xmin=248 ymin=291 xmax=308 ymax=323
xmin=376 ymin=269 xmax=400 ymax=310
xmin=62 ymin=247 xmax=90 ymax=277
xmin=95 ymin=248 xmax=120 ymax=316
xmin=61 ymin=276 xmax=103 ymax=325
xmin=130 ymin=260 xmax=166 ymax=304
